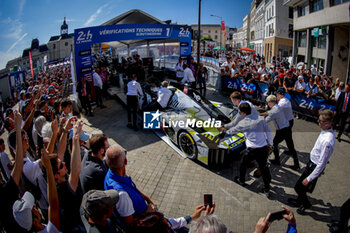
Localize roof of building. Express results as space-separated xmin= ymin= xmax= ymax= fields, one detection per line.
xmin=22 ymin=44 xmax=49 ymax=57
xmin=49 ymin=33 xmax=74 ymax=42
xmin=102 ymin=9 xmax=165 ymax=25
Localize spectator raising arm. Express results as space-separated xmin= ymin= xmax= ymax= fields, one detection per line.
xmin=46 ymin=117 xmax=59 ymax=154
xmin=41 ymin=148 xmax=60 ymax=230
xmin=22 ymin=99 xmax=39 ymax=132
xmin=69 ymin=120 xmax=83 ymax=192
xmin=56 ymin=116 xmax=76 ymax=161
xmin=12 ymin=110 xmax=24 ymax=185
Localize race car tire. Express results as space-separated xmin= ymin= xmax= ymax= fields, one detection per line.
xmin=178 ymin=131 xmax=198 ymax=160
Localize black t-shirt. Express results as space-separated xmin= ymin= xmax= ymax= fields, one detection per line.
xmin=321 ymin=86 xmax=333 ymax=99
xmin=79 ymin=151 xmax=108 ymax=194
xmin=0 ymin=177 xmax=28 ymax=233
xmin=243 ymin=73 xmax=252 ymax=83
xmin=284 ymin=76 xmax=297 ymax=89
xmin=197 ymin=67 xmax=208 ymax=80
xmin=57 ymin=180 xmax=84 ymax=232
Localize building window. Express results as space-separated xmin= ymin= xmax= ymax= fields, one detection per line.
xmin=272 ymin=6 xmax=274 ymax=17
xmin=297 ymin=5 xmax=306 ymax=17
xmin=288 ymin=24 xmax=293 ymax=38
xmin=208 ymin=30 xmax=211 ymax=33
xmin=215 ymin=30 xmax=218 ymax=33
xmin=298 ymin=31 xmax=307 ymax=47
xmin=310 ymin=0 xmax=324 ymax=13
xmin=65 ymin=42 xmax=68 ymax=46
xmin=330 ymin=0 xmax=350 ymax=6
xmin=313 ymin=33 xmax=327 ymax=49
xmin=53 ymin=44 xmax=56 ymax=49
xmin=215 ymin=35 xmax=218 ymax=39
xmin=289 ymin=7 xmax=294 ymax=18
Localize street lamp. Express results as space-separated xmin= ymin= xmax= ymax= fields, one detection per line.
xmin=210 ymin=14 xmax=223 ymax=50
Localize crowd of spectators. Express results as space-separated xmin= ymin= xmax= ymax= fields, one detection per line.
xmin=219 ymin=53 xmax=343 ymax=102
xmin=0 ymin=58 xmax=307 ymax=233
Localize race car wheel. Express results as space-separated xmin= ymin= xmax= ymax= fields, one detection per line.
xmin=178 ymin=131 xmax=198 ymax=160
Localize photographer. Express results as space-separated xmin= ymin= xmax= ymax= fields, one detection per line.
xmin=254 ymin=206 xmax=297 ymax=233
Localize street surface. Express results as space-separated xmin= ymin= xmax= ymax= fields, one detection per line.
xmin=5 ymin=87 xmax=345 ymax=233
xmin=77 ymin=87 xmax=350 ymax=233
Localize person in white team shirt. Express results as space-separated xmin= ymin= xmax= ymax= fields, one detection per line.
xmin=93 ymin=68 xmax=106 ymax=108
xmin=144 ymin=81 xmax=172 ymax=111
xmin=175 ymin=57 xmax=184 ymax=81
xmin=126 ymin=74 xmax=143 ymax=131
xmin=181 ymin=63 xmax=196 ymax=89
xmin=217 ymin=91 xmax=259 ymax=132
xmin=288 ymin=110 xmax=335 ymax=215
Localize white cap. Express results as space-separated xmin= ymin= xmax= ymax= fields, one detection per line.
xmin=12 ymin=192 xmax=35 ymax=231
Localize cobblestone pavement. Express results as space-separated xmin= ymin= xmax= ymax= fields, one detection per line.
xmin=4 ymin=88 xmax=348 ymax=233
xmin=77 ymin=89 xmax=350 ymax=233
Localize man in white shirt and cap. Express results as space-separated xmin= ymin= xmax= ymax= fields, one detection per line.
xmin=181 ymin=64 xmax=196 ymax=89
xmin=288 ymin=110 xmax=335 ymax=215
xmin=126 ymin=74 xmax=143 ymax=131
xmin=263 ymin=95 xmax=300 ymax=170
xmin=220 ymin=103 xmax=273 ymax=195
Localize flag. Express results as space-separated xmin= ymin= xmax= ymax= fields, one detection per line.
xmin=70 ymin=52 xmax=77 ymax=95
xmin=224 ymin=32 xmax=227 ymax=37
xmin=29 ymin=51 xmax=34 ymax=78
xmin=221 ymin=21 xmax=225 ymax=31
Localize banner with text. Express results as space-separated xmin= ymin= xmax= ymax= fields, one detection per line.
xmin=74 ymin=24 xmax=191 ymax=81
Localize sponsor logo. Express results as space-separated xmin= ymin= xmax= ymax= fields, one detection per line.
xmin=76 ymin=30 xmax=93 ymax=44
xmin=143 ymin=111 xmax=221 ymax=130
xmin=143 ymin=111 xmax=161 ymax=129
xmin=178 ymin=27 xmax=190 ymax=37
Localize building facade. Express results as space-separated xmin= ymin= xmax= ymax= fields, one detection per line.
xmin=285 ymin=0 xmax=350 ymax=83
xmin=232 ymin=27 xmax=244 ymax=49
xmin=47 ymin=17 xmax=74 ymax=62
xmin=250 ymin=3 xmax=257 ymax=49
xmin=4 ymin=18 xmax=73 ymax=74
xmin=264 ymin=0 xmax=294 ymax=63
xmin=6 ymin=38 xmax=49 ymax=73
xmin=242 ymin=14 xmax=251 ymax=48
xmin=191 ymin=24 xmax=229 ymax=49
xmin=254 ymin=0 xmax=265 ymax=56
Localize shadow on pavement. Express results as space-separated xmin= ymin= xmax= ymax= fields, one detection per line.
xmin=191 ymin=145 xmax=339 ymax=225
xmin=82 ymin=98 xmax=161 ymax=152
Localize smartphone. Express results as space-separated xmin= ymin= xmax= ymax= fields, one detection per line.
xmin=204 ymin=194 xmax=213 ymax=208
xmin=268 ymin=210 xmax=287 ymax=222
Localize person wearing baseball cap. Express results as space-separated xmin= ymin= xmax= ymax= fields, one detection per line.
xmin=80 ymin=189 xmax=123 ymax=232
xmin=12 ymin=146 xmax=60 ymax=233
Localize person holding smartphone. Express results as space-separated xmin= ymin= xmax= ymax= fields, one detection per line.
xmin=254 ymin=206 xmax=297 ymax=233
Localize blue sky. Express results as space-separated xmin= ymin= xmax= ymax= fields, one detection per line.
xmin=0 ymin=0 xmax=251 ymax=69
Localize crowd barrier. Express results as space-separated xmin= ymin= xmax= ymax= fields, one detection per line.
xmin=222 ymin=77 xmax=336 ymax=119
xmin=192 ymin=56 xmax=336 ymax=118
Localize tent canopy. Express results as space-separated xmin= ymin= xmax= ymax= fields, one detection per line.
xmin=213 ymin=46 xmax=227 ymax=51
xmin=239 ymin=48 xmax=255 ymax=52
xmin=101 ymin=9 xmax=169 ymax=49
